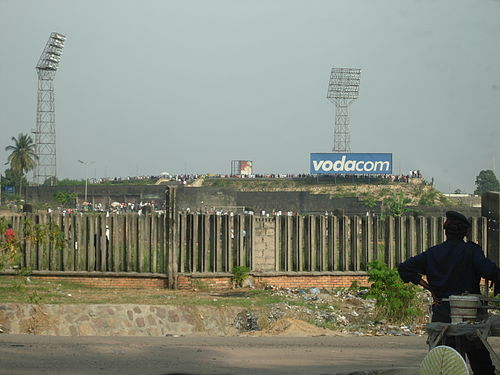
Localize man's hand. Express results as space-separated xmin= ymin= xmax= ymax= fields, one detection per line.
xmin=419 ymin=279 xmax=441 ymax=305
xmin=431 ymin=292 xmax=442 ymax=305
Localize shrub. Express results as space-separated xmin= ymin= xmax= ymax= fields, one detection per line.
xmin=382 ymin=193 xmax=412 ymax=217
xmin=0 ymin=219 xmax=21 ymax=271
xmin=232 ymin=266 xmax=250 ymax=288
xmin=364 ymin=259 xmax=422 ymax=323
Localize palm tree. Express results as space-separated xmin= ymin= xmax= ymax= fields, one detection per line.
xmin=5 ymin=133 xmax=38 ymax=197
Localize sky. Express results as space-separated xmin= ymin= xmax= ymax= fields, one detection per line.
xmin=0 ymin=0 xmax=499 ymax=194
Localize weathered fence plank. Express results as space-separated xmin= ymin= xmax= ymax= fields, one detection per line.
xmin=320 ymin=216 xmax=328 ymax=271
xmin=341 ymin=216 xmax=351 ymax=270
xmin=203 ymin=214 xmax=209 ymax=272
xmin=384 ymin=216 xmax=394 ymax=268
xmin=351 ymin=216 xmax=361 ymax=271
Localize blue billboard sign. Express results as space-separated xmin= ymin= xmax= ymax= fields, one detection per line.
xmin=310 ymin=153 xmax=392 ymax=175
xmin=4 ymin=186 xmax=15 ymax=193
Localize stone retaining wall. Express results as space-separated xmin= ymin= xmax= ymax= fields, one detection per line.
xmin=0 ymin=303 xmax=244 ymax=336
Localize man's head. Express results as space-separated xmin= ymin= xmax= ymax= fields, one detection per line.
xmin=444 ymin=210 xmax=470 ymax=239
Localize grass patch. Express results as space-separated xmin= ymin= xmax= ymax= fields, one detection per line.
xmin=0 ymin=277 xmax=290 ymax=308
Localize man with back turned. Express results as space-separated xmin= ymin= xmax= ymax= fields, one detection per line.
xmin=398 ymin=210 xmax=500 ymax=375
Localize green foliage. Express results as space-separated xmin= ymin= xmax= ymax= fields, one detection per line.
xmin=54 ymin=178 xmax=86 ymax=186
xmin=42 ymin=177 xmax=58 ymax=186
xmin=192 ymin=279 xmax=210 ymax=291
xmin=361 ymin=194 xmax=379 ymax=209
xmin=474 ymin=169 xmax=500 ymax=195
xmin=417 ymin=189 xmax=438 ymax=206
xmin=5 ymin=133 xmax=38 ymax=176
xmin=8 ymin=275 xmax=43 ymax=304
xmin=27 ymin=289 xmax=42 ymax=304
xmin=364 ymin=259 xmax=422 ymax=323
xmin=23 ymin=218 xmax=67 ymax=251
xmin=232 ymin=265 xmax=250 ymax=287
xmin=0 ymin=219 xmax=21 ymax=271
xmin=4 ymin=133 xmax=37 ymax=200
xmin=382 ymin=193 xmax=412 ymax=217
xmin=349 ymin=280 xmax=361 ymax=291
xmin=0 ymin=169 xmax=27 ymax=199
xmin=333 ymin=187 xmax=358 ymax=198
xmin=209 ymin=179 xmax=233 ymax=188
xmin=53 ymin=191 xmax=78 ymax=207
xmin=437 ymin=194 xmax=453 ymax=206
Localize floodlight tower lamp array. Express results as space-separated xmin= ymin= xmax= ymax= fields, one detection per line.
xmin=32 ymin=32 xmax=66 ymax=186
xmin=326 ymin=67 xmax=361 ymax=153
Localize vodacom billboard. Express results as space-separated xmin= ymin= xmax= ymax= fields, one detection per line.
xmin=310 ymin=153 xmax=392 ymax=175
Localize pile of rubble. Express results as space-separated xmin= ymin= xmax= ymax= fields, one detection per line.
xmin=235 ymin=286 xmax=429 ymax=337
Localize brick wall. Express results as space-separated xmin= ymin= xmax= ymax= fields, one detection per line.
xmin=252 ymin=274 xmax=370 ymax=289
xmin=1 ymin=272 xmax=369 ymax=290
xmin=178 ymin=275 xmax=233 ymax=290
xmin=1 ymin=273 xmax=167 ymax=289
xmin=177 ymin=273 xmax=370 ymax=290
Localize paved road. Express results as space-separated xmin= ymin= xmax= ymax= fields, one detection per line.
xmin=2 ymin=334 xmax=500 ymax=375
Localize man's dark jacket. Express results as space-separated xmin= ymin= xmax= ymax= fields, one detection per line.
xmin=398 ymin=239 xmax=498 ymax=317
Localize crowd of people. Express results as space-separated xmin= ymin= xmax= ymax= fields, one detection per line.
xmin=89 ymin=170 xmax=427 ymax=186
xmin=42 ymin=201 xmax=166 ymax=216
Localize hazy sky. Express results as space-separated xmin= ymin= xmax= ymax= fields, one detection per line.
xmin=1 ymin=0 xmax=499 ymax=193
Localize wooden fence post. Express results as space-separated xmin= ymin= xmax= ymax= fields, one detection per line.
xmin=320 ymin=215 xmax=327 ymax=271
xmin=178 ymin=213 xmax=186 ymax=273
xmin=384 ymin=217 xmax=395 ymax=268
xmin=394 ymin=216 xmax=404 ymax=266
xmin=362 ymin=216 xmax=372 ymax=269
xmin=166 ymin=187 xmax=178 ymax=289
xmin=339 ymin=216 xmax=349 ymax=271
xmin=329 ymin=215 xmax=339 ymax=271
xmin=351 ymin=216 xmax=361 ymax=271
xmin=406 ymin=216 xmax=416 ymax=258
xmin=100 ymin=214 xmax=108 ymax=272
xmin=202 ymin=214 xmax=209 ymax=272
xmin=192 ymin=214 xmax=199 ymax=273
xmin=305 ymin=216 xmax=312 ymax=271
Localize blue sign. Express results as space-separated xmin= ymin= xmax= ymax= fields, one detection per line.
xmin=4 ymin=186 xmax=15 ymax=193
xmin=310 ymin=153 xmax=393 ymax=175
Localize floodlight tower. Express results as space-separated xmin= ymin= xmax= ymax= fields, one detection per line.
xmin=32 ymin=32 xmax=66 ymax=185
xmin=326 ymin=67 xmax=361 ymax=153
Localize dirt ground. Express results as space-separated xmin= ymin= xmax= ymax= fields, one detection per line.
xmin=244 ymin=318 xmax=346 ymax=337
xmin=3 ymin=334 xmax=500 ymax=375
xmin=0 ymin=334 xmax=430 ymax=375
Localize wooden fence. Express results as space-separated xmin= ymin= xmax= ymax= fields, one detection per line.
xmin=0 ymin=213 xmax=488 ymax=275
xmin=274 ymin=215 xmax=488 ymax=272
xmin=4 ymin=214 xmax=168 ymax=273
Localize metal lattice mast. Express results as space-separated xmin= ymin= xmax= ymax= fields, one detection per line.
xmin=32 ymin=32 xmax=66 ymax=185
xmin=326 ymin=67 xmax=361 ymax=153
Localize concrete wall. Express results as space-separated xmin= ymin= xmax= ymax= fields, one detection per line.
xmin=175 ymin=187 xmax=367 ymax=215
xmin=410 ymin=206 xmax=481 ymax=218
xmin=25 ymin=185 xmax=483 ymax=217
xmin=175 ymin=187 xmax=482 ymax=217
xmin=252 ymin=218 xmax=277 ymax=272
xmin=26 ymin=185 xmax=169 ymax=206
